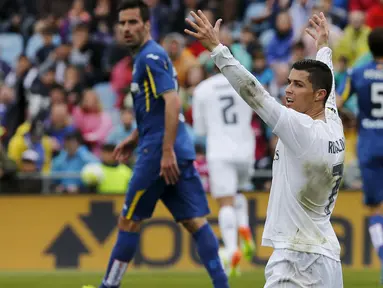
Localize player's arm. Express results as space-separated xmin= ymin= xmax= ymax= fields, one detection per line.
xmin=185 ymin=11 xmax=283 ymax=129
xmin=306 ymin=13 xmax=342 ymax=115
xmin=185 ymin=10 xmax=319 ymax=156
xmin=144 ymin=52 xmax=180 ymax=185
xmin=162 ymin=90 xmax=181 ymax=152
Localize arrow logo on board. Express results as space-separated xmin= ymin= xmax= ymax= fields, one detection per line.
xmin=80 ymin=201 xmax=118 ymax=244
xmin=44 ymin=225 xmax=90 ymax=268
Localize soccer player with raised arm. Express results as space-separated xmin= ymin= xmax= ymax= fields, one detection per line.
xmin=192 ymin=68 xmax=256 ymax=277
xmin=338 ymin=27 xmax=383 ymax=283
xmin=94 ymin=1 xmax=229 ymax=288
xmin=185 ymin=11 xmax=344 ymax=287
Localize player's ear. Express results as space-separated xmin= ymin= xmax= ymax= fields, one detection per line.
xmin=314 ymin=89 xmax=326 ymax=102
xmin=144 ymin=21 xmax=151 ymax=33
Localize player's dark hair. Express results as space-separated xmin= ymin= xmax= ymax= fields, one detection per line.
xmin=368 ymin=28 xmax=383 ymax=58
xmin=292 ymin=59 xmax=333 ymax=106
xmin=117 ymin=0 xmax=150 ymax=22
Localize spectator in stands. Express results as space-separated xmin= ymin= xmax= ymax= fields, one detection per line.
xmin=180 ymin=66 xmax=205 ymax=112
xmin=252 ymin=51 xmax=274 ymax=90
xmin=230 ymin=26 xmax=253 ymax=71
xmin=266 ymin=10 xmax=294 ymax=65
xmin=334 ymin=11 xmax=370 ymax=66
xmin=349 ymin=0 xmax=379 ymax=12
xmin=28 ymin=66 xmax=57 ymax=119
xmin=111 ymin=55 xmax=132 ymax=109
xmin=289 ymin=41 xmax=307 ymax=65
xmin=63 ymin=65 xmax=84 ymax=110
xmin=290 ymin=0 xmax=314 ymax=42
xmin=51 ymin=129 xmax=98 ymax=194
xmin=38 ymin=42 xmax=72 ymax=85
xmin=0 ymin=143 xmax=17 ymax=193
xmin=104 ymin=23 xmax=130 ymax=74
xmin=366 ymin=0 xmax=383 ymax=29
xmin=1 ymin=56 xmax=30 ymax=147
xmin=35 ymin=25 xmax=57 ymax=65
xmin=7 ymin=117 xmax=52 ymax=172
xmin=162 ymin=32 xmax=200 ymax=87
xmin=106 ymin=107 xmax=135 ymax=146
xmin=92 ymin=19 xmax=113 ymax=45
xmin=17 ymin=150 xmax=43 ymax=193
xmin=60 ymin=0 xmax=91 ymax=42
xmin=72 ymin=89 xmax=112 ymax=154
xmin=269 ymin=62 xmax=290 ymax=99
xmin=45 ymin=103 xmax=76 ymax=156
xmin=50 ymin=84 xmax=68 ymax=106
xmin=91 ymin=0 xmax=117 ymax=32
xmin=96 ymin=143 xmax=133 ymax=194
xmin=69 ymin=23 xmax=106 ymax=85
xmin=302 ymin=2 xmax=343 ymax=57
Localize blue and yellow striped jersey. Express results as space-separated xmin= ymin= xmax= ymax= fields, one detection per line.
xmin=130 ymin=40 xmax=195 ymax=160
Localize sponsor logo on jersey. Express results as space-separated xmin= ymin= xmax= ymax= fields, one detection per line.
xmin=146 ymin=53 xmax=159 ymax=60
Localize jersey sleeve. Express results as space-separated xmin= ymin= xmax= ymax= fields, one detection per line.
xmin=336 ymin=69 xmax=354 ymax=105
xmin=211 ymin=44 xmax=316 ymax=157
xmin=142 ymin=52 xmax=176 ymax=96
xmin=316 ymin=47 xmax=338 ymax=116
xmin=192 ymin=83 xmax=207 ymax=136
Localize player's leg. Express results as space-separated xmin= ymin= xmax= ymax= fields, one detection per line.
xmin=236 ymin=162 xmax=256 ymax=262
xmin=361 ymin=158 xmax=383 ymax=283
xmin=161 ymin=160 xmax=229 ymax=288
xmin=99 ymin=163 xmax=164 ymax=288
xmin=209 ymin=160 xmax=242 ymax=276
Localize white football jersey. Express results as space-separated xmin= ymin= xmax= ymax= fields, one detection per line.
xmin=193 ymin=73 xmax=255 ymax=161
xmin=210 ymin=45 xmax=344 ymax=260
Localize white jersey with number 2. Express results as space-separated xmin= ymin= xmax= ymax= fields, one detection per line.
xmin=192 ymin=73 xmax=255 ymax=162
xmin=211 ymin=45 xmax=345 ymax=261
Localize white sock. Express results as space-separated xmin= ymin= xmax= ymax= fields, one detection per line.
xmin=218 ymin=205 xmax=238 ymax=257
xmin=234 ymin=193 xmax=249 ymax=228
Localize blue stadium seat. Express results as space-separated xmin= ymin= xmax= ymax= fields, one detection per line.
xmin=93 ymin=82 xmax=117 ymax=111
xmin=26 ymin=33 xmax=61 ymax=61
xmin=0 ymin=33 xmax=23 ymax=67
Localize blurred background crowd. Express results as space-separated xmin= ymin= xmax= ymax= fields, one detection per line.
xmin=0 ymin=0 xmax=378 ymax=194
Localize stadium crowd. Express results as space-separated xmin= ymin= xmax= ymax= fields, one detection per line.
xmin=0 ymin=0 xmax=379 ymax=193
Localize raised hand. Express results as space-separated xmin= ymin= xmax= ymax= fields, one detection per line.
xmin=184 ymin=10 xmax=222 ymax=52
xmin=305 ymin=12 xmax=330 ymax=51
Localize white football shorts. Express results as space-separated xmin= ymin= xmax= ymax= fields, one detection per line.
xmin=208 ymin=160 xmax=253 ymax=198
xmin=264 ymin=249 xmax=343 ymax=288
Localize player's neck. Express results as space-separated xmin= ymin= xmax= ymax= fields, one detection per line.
xmin=306 ymin=108 xmax=325 ymax=121
xmin=132 ymin=35 xmax=152 ymax=55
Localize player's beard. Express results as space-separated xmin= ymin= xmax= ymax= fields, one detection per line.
xmin=126 ymin=34 xmax=146 ymax=55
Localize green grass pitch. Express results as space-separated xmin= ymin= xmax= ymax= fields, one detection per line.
xmin=0 ymin=269 xmax=381 ymax=288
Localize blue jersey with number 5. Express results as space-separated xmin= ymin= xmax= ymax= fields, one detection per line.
xmin=130 ymin=40 xmax=195 ymax=160
xmin=338 ymin=61 xmax=383 ymax=160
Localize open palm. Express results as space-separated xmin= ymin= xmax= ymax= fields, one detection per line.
xmin=305 ymin=12 xmax=330 ymax=50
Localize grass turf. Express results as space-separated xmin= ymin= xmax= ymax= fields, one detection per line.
xmin=0 ymin=269 xmax=380 ymax=287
